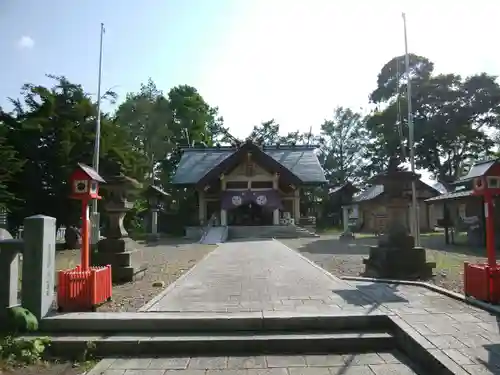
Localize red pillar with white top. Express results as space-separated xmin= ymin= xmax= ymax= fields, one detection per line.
xmin=464 ymin=174 xmax=500 ymax=303
xmin=56 ymin=163 xmax=112 ymax=312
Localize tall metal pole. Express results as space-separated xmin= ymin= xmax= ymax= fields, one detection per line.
xmin=91 ymin=23 xmax=105 ymax=245
xmin=403 ymin=13 xmax=420 ymax=246
xmin=92 ymin=22 xmax=105 ymax=198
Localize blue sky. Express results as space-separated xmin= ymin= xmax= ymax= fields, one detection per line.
xmin=2 ymin=0 xmax=500 ymax=144
xmin=0 ymin=0 xmax=242 ymax=118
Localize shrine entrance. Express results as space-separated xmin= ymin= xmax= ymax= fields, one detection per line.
xmin=228 ymin=202 xmax=273 ymax=226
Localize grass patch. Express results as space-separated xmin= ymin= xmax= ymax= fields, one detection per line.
xmin=0 ymin=334 xmax=98 ymax=374
xmin=426 ymin=249 xmax=465 ymax=274
xmin=316 ymin=227 xmax=343 ymax=234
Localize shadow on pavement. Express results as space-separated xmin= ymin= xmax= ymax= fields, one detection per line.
xmin=288 ymin=237 xmax=376 ymax=255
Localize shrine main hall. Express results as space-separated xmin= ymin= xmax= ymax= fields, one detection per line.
xmin=172 ymin=139 xmax=327 ymax=227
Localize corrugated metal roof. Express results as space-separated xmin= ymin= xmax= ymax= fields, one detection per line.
xmin=459 ymin=159 xmax=497 ymax=181
xmin=329 ymin=185 xmax=345 ymax=194
xmin=425 ymin=190 xmax=473 ymax=202
xmin=352 ymin=185 xmax=384 ymax=202
xmin=265 ymin=149 xmax=326 ymax=184
xmin=172 ymin=149 xmax=233 ymax=184
xmin=352 ymin=180 xmax=440 ymax=203
xmin=78 ymin=163 xmax=105 ymax=183
xmin=171 ymin=146 xmax=326 ymax=185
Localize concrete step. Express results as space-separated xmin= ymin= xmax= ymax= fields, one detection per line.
xmin=39 ymin=311 xmax=390 ymax=334
xmin=21 ymin=331 xmax=395 ymax=358
xmin=228 ymin=226 xmax=317 ymax=239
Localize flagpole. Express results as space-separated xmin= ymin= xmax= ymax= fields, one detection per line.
xmin=91 ymin=23 xmax=105 ymax=245
xmin=402 ymin=13 xmax=420 ymax=246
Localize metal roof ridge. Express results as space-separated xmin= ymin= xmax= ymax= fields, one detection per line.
xmin=472 ymin=158 xmax=500 ymax=166
xmin=180 ymin=144 xmax=320 ymax=152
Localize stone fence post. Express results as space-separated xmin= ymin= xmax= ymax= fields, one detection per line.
xmin=0 ymin=215 xmax=56 ymax=322
xmin=0 ymin=230 xmax=22 ymax=323
xmin=22 ymin=215 xmax=56 ymax=320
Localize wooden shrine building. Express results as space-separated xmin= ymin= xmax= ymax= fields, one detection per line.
xmin=425 ymin=159 xmax=500 ymax=246
xmin=171 ymin=139 xmax=327 ymax=228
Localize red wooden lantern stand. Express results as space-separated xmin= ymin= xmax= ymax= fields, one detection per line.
xmin=57 ymin=163 xmax=112 ymax=312
xmin=464 ymin=175 xmax=500 ymax=303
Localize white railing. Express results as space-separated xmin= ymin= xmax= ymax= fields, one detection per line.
xmin=199 ymin=213 xmax=217 ymax=243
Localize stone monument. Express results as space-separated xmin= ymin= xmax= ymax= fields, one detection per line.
xmin=145 ymin=185 xmax=169 ymax=242
xmin=362 ymin=157 xmax=435 ymax=279
xmin=93 ymin=174 xmax=148 ymax=282
xmin=0 ymin=215 xmax=56 ymax=324
xmin=22 ymin=215 xmax=57 ymax=319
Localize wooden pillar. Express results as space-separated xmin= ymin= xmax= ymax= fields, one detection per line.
xmin=342 ymin=206 xmax=349 ymax=232
xmin=273 ymin=173 xmax=279 ymax=189
xmin=293 ymin=188 xmax=300 ymax=221
xmin=273 ymin=209 xmax=280 ymax=225
xmin=220 ymin=174 xmax=227 ymax=226
xmin=198 ymin=190 xmax=206 ymax=225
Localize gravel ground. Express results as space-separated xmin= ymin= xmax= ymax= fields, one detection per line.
xmin=47 ymin=239 xmax=217 ymax=312
xmin=280 ymin=234 xmax=488 ymax=294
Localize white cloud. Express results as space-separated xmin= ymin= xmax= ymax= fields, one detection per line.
xmin=18 ymin=36 xmax=34 ymax=49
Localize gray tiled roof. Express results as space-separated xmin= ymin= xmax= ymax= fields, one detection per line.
xmin=171 ymin=146 xmax=326 ymax=185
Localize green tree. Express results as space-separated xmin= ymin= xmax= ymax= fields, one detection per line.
xmin=2 ymin=75 xmax=147 ymax=228
xmin=318 ymin=107 xmax=369 ymax=184
xmin=115 ymin=78 xmax=173 ymax=183
xmin=366 ymin=55 xmax=500 ymax=181
xmin=250 ymin=120 xmax=281 ymax=144
xmin=0 ymin=113 xmax=24 ymax=208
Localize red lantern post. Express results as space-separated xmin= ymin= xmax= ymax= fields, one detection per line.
xmin=57 ymin=163 xmax=112 ymax=312
xmin=464 ymin=175 xmax=500 ymax=303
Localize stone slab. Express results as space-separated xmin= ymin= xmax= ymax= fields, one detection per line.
xmin=40 ymin=310 xmax=390 ymax=333
xmin=21 ymin=215 xmax=56 ymax=320
xmin=85 ymin=353 xmax=421 ymax=375
xmin=31 ymin=331 xmax=394 ymax=358
xmin=145 ymin=240 xmax=373 ymax=314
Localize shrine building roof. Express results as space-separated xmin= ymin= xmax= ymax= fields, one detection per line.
xmin=171 ymin=142 xmax=327 ymax=186
xmin=456 ymin=159 xmax=500 ymax=182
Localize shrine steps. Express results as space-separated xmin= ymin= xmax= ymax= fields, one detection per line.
xmin=30 ymin=311 xmax=394 ymax=358
xmin=22 ymin=312 xmax=459 ymax=373
xmin=31 ymin=331 xmax=394 ymax=358
xmin=228 ymin=225 xmax=318 ymax=240
xmin=38 ymin=311 xmax=389 ymax=334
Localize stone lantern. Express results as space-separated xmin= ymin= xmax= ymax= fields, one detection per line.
xmin=362 ymin=157 xmax=435 ymax=279
xmin=93 ymin=174 xmax=148 ymax=283
xmin=145 ymin=185 xmax=169 ymax=242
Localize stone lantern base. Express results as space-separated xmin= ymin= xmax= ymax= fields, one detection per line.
xmin=93 ymin=237 xmax=148 ymax=283
xmin=363 ymin=243 xmax=436 ymax=280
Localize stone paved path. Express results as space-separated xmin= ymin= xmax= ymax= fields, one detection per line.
xmin=146 ymin=240 xmax=373 ymax=313
xmin=105 ymin=240 xmax=500 ymax=374
xmin=88 ymin=352 xmax=420 ymax=375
